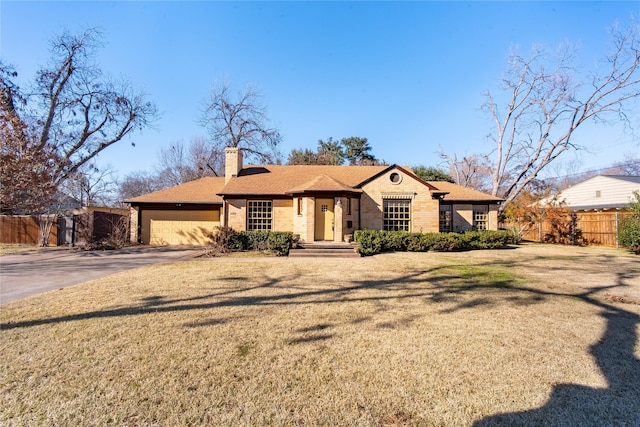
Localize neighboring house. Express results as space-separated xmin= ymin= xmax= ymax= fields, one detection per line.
xmin=127 ymin=148 xmax=503 ymax=245
xmin=543 ymin=175 xmax=640 ymax=211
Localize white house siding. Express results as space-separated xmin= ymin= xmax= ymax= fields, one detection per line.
xmin=552 ymin=176 xmax=640 ymax=210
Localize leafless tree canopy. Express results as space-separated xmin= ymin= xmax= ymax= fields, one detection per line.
xmin=0 ymin=28 xmax=157 ymax=214
xmin=156 ymin=136 xmax=224 ymax=187
xmin=117 ymin=171 xmax=165 ymax=202
xmin=59 ymin=162 xmax=119 ymax=207
xmin=440 ymin=152 xmax=493 ymax=193
xmin=443 ymin=21 xmax=640 ymax=209
xmin=200 ymin=82 xmax=282 ymax=164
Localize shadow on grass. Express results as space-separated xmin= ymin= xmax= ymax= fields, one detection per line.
xmin=474 ymin=271 xmax=640 ymax=426
xmin=1 ymin=255 xmax=638 ymax=425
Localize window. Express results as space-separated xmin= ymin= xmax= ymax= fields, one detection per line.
xmin=473 ymin=205 xmax=489 ymax=230
xmin=383 ymin=200 xmax=410 ymax=231
xmin=439 ymin=205 xmax=452 ymax=232
xmin=297 ymin=197 xmax=303 ymax=216
xmin=346 ymin=198 xmax=352 ymax=215
xmin=247 ymin=201 xmax=272 ymax=230
xmin=389 ymin=172 xmax=402 ymax=184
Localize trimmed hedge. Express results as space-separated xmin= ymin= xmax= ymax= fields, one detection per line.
xmin=354 ymin=229 xmax=518 ymax=256
xmin=211 ymin=227 xmax=293 ymax=256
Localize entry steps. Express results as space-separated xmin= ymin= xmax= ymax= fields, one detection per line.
xmin=289 ymin=241 xmax=360 ymax=258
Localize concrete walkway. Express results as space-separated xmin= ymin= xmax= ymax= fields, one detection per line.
xmin=0 ymin=246 xmax=202 ymax=304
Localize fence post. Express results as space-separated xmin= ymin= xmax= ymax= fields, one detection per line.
xmin=615 ymin=211 xmax=619 ymax=249
xmin=570 ymin=212 xmax=577 ymax=245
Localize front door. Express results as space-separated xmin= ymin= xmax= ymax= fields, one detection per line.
xmin=314 ymin=198 xmax=334 ymax=241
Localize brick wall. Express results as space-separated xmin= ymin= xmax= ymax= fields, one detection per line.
xmin=292 ymin=197 xmax=315 ymax=242
xmin=226 ymin=199 xmax=246 ymax=230
xmin=273 ymin=199 xmax=293 ymax=232
xmin=361 ymin=171 xmax=440 ymax=233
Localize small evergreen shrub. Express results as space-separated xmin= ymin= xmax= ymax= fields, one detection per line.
xmin=266 ymin=232 xmax=294 ymax=256
xmin=618 ymin=191 xmax=640 ymax=254
xmin=353 ymin=229 xmax=384 ymax=256
xmin=618 ymin=216 xmax=640 ymax=254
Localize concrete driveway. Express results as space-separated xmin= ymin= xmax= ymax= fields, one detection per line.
xmin=0 ymin=246 xmax=202 ymax=304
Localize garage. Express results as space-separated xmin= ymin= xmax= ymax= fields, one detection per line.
xmin=146 ymin=210 xmax=220 ymax=245
xmin=126 ymin=176 xmax=226 ymax=246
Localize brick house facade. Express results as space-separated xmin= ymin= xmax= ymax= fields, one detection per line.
xmin=127 ymin=148 xmax=502 ymax=245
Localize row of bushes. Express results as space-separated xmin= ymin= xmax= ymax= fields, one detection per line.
xmin=354 ymin=229 xmax=518 ymax=256
xmin=209 ymin=226 xmax=294 ymax=256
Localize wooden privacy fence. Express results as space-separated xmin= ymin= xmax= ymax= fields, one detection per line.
xmin=0 ymin=215 xmax=58 ymax=245
xmin=71 ymin=211 xmax=130 ymax=247
xmin=2 ymin=211 xmax=129 ymax=246
xmin=503 ymin=211 xmax=633 ymax=248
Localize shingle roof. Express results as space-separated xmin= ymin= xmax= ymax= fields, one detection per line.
xmin=219 ymin=165 xmax=390 ymax=196
xmin=601 ymin=175 xmax=640 ymax=184
xmin=286 ymin=175 xmax=363 ymax=194
xmin=126 ymin=176 xmax=225 ymax=204
xmin=425 ymin=181 xmax=503 ymax=202
xmin=125 ymin=167 xmax=502 ymax=205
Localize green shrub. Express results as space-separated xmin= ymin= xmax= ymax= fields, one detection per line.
xmin=354 ymin=229 xmax=384 ymax=256
xmin=242 ymin=230 xmax=270 ymax=251
xmin=384 ymin=230 xmax=413 ymax=252
xmin=406 ymin=233 xmax=438 ymax=252
xmin=208 ymin=228 xmax=292 ymax=256
xmin=618 ymin=216 xmax=640 ymax=254
xmin=432 ymin=233 xmax=465 ymax=251
xmin=211 ymin=226 xmax=238 ymax=253
xmin=618 ymin=191 xmax=640 ymax=254
xmin=354 ymin=229 xmax=517 ymax=256
xmin=266 ymin=232 xmax=294 ymax=256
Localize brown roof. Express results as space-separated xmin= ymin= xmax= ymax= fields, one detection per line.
xmin=287 ymin=175 xmax=362 ymax=194
xmin=219 ymin=165 xmax=389 ymax=196
xmin=425 ymin=181 xmax=503 ymax=202
xmin=126 ymin=176 xmax=225 ymax=204
xmin=125 ymin=167 xmax=501 ymax=205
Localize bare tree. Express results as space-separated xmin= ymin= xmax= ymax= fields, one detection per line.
xmin=443 ymin=21 xmax=640 ymax=209
xmin=200 ymin=81 xmax=281 ymax=164
xmin=440 ymin=152 xmax=493 ymax=192
xmin=156 ymin=136 xmax=224 ymax=187
xmin=60 ymin=162 xmax=119 ymax=207
xmin=0 ymin=28 xmax=157 ymax=216
xmin=117 ymin=171 xmax=164 ymax=202
xmin=606 ymin=152 xmax=640 ymax=175
xmin=0 ymin=28 xmax=157 ymax=244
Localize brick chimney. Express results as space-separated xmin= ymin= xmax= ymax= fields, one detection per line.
xmin=225 ymin=147 xmax=243 ymax=184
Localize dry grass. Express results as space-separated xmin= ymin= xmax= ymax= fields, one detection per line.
xmin=0 ymin=244 xmax=56 ymax=256
xmin=1 ymin=243 xmax=639 ymax=426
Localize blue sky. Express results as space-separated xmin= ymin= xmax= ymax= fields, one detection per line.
xmin=1 ymin=1 xmax=638 ymax=180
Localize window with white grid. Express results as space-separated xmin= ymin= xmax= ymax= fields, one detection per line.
xmin=247 ymin=201 xmax=272 ymax=230
xmin=383 ymin=200 xmax=410 ymax=231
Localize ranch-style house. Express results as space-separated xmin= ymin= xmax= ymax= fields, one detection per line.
xmin=127 ymin=148 xmax=503 ymax=245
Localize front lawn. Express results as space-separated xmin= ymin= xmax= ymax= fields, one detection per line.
xmin=1 ymin=244 xmax=639 ymax=426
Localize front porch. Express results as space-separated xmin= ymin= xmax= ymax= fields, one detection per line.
xmin=292 ymin=194 xmax=359 ymax=243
